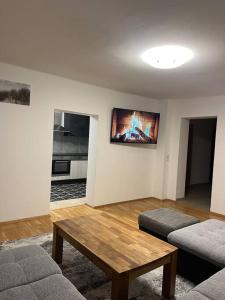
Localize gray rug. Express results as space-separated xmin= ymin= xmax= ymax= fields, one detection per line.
xmin=0 ymin=234 xmax=194 ymax=300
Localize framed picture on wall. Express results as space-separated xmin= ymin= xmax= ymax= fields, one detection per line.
xmin=0 ymin=79 xmax=30 ymax=106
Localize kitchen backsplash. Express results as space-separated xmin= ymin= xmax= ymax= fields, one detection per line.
xmin=53 ymin=132 xmax=89 ymax=155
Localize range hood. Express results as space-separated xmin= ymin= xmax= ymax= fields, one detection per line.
xmin=53 ymin=112 xmax=72 ymax=134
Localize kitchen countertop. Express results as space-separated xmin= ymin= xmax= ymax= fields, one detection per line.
xmin=52 ymin=153 xmax=88 ymax=161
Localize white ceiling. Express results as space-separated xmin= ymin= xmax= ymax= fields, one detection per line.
xmin=1 ymin=0 xmax=225 ymax=99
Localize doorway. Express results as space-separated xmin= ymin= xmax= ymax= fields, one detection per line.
xmin=179 ymin=118 xmax=217 ymax=211
xmin=50 ymin=110 xmax=90 ymax=204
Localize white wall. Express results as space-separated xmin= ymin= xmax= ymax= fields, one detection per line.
xmin=151 ymin=99 xmax=169 ymax=199
xmin=0 ymin=62 xmax=162 ymax=221
xmin=164 ymin=96 xmax=225 ymax=215
xmin=2 ymin=63 xmax=225 ymax=220
xmin=176 ymin=118 xmax=189 ymax=199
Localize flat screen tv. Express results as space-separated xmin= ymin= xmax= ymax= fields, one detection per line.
xmin=110 ymin=108 xmax=160 ymax=144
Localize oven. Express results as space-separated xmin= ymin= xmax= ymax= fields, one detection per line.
xmin=52 ymin=160 xmax=71 ymax=176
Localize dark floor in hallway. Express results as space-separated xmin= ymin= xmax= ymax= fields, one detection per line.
xmin=50 ymin=182 xmax=86 ymax=202
xmin=178 ymin=183 xmax=211 ymax=211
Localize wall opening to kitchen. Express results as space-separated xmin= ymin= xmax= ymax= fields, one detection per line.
xmin=50 ymin=110 xmax=90 ymax=206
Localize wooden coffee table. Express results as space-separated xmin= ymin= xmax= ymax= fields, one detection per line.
xmin=52 ymin=212 xmax=177 ymax=300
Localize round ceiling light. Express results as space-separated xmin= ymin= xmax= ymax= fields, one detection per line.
xmin=141 ymin=45 xmax=193 ymax=69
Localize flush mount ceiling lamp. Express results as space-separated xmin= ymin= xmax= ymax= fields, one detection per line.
xmin=141 ymin=45 xmax=194 ymax=69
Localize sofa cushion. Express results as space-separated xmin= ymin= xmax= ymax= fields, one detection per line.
xmin=0 ymin=245 xmax=47 ymax=265
xmin=138 ymin=208 xmax=199 ymax=237
xmin=168 ymin=219 xmax=225 ymax=267
xmin=181 ymin=290 xmax=210 ymax=300
xmin=180 ymin=268 xmax=225 ymax=300
xmin=0 ymin=246 xmax=61 ymax=292
xmin=0 ymin=274 xmax=85 ymax=300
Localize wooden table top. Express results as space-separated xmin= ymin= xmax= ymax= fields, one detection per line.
xmin=54 ymin=212 xmax=177 ymax=274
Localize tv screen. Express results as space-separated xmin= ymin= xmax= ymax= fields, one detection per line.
xmin=110 ymin=108 xmax=160 ymax=144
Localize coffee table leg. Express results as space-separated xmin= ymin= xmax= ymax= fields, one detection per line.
xmin=52 ymin=224 xmax=63 ymax=264
xmin=111 ymin=273 xmax=129 ymax=300
xmin=162 ymin=251 xmax=177 ymax=299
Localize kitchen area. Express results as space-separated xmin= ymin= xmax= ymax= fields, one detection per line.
xmin=51 ymin=110 xmax=90 ymax=202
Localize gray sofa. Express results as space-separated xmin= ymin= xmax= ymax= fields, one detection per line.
xmin=0 ymin=245 xmax=85 ymax=300
xmin=139 ymin=209 xmax=225 ymax=282
xmin=164 ymin=218 xmax=225 ymax=299
xmin=181 ymin=267 xmax=225 ymax=300
xmin=168 ymin=219 xmax=225 ymax=268
xmin=168 ymin=218 xmax=224 ymax=282
xmin=139 ymin=209 xmax=225 ymax=299
xmin=139 ymin=208 xmax=199 ymax=238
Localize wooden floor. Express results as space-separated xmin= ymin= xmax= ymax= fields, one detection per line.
xmin=1 ymin=197 xmax=225 ymax=243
